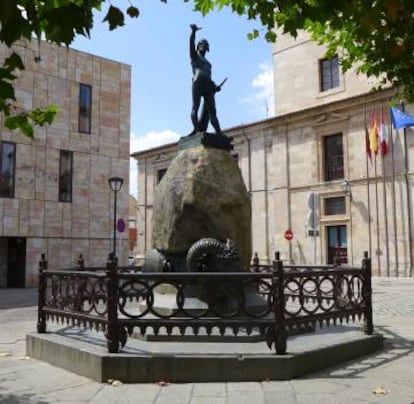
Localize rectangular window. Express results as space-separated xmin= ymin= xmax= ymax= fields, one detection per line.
xmin=324 ymin=134 xmax=344 ymax=181
xmin=157 ymin=168 xmax=167 ymax=184
xmin=79 ymin=83 xmax=92 ymax=133
xmin=325 ymin=197 xmax=346 ymax=215
xmin=327 ymin=225 xmax=348 ymax=264
xmin=320 ymin=56 xmax=340 ymax=92
xmin=59 ymin=150 xmax=73 ymax=202
xmin=0 ymin=142 xmax=16 ymax=198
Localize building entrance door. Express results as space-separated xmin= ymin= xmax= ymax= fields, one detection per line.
xmin=327 ymin=225 xmax=347 ymax=264
xmin=7 ymin=237 xmax=26 ymax=287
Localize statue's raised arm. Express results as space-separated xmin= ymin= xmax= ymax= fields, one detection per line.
xmin=189 ymin=24 xmax=201 ymax=61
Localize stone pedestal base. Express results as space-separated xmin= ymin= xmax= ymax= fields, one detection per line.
xmin=27 ymin=329 xmax=384 ymax=383
xmin=178 ymin=132 xmax=233 ymax=151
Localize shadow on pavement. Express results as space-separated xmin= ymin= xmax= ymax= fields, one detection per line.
xmin=0 ymin=391 xmax=49 ymax=404
xmin=308 ymin=325 xmax=414 ymax=379
xmin=0 ymin=289 xmax=37 ymax=310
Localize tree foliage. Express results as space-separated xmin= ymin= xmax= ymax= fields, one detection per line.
xmin=190 ymin=0 xmax=414 ymax=101
xmin=0 ymin=0 xmax=140 ymax=137
xmin=1 ymin=0 xmax=413 ymax=137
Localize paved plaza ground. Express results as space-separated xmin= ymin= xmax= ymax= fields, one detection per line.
xmin=0 ymin=277 xmax=413 ymax=403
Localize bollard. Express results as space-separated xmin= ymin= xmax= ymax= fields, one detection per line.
xmin=37 ymin=253 xmax=47 ymax=333
xmin=275 ymin=251 xmax=280 ymax=261
xmin=362 ymin=251 xmax=373 ymax=334
xmin=272 ymin=252 xmax=287 ymax=354
xmin=252 ymin=252 xmax=259 ymax=272
xmin=106 ymin=253 xmax=120 ymax=353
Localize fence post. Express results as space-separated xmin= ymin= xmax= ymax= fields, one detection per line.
xmin=252 ymin=252 xmax=259 ymax=272
xmin=77 ymin=254 xmax=85 ymax=270
xmin=37 ymin=253 xmax=47 ymax=333
xmin=106 ymin=253 xmax=119 ymax=353
xmin=75 ymin=254 xmax=86 ymax=311
xmin=273 ymin=251 xmax=287 ymax=354
xmin=362 ymin=251 xmax=373 ymax=334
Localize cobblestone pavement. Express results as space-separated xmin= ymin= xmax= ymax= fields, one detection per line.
xmin=0 ymin=278 xmax=413 ymax=404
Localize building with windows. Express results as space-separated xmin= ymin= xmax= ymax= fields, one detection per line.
xmin=272 ymin=31 xmax=380 ymax=115
xmin=132 ymin=32 xmax=414 ymax=277
xmin=0 ymin=40 xmax=131 ymax=287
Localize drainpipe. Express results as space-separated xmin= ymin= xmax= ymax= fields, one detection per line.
xmin=400 ymin=102 xmax=413 ymax=276
xmin=264 ymin=136 xmax=270 ymax=262
xmin=241 ymin=129 xmax=252 ymax=193
xmin=144 ymin=158 xmax=148 ymax=252
xmin=285 ymin=123 xmax=292 ymax=263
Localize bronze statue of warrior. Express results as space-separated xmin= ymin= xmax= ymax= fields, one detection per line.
xmin=189 ymin=24 xmax=225 ymax=134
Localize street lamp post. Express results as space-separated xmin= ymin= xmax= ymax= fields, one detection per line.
xmin=108 ymin=176 xmax=124 ymax=261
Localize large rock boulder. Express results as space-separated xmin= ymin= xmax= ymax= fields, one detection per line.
xmin=152 ymin=145 xmax=252 ymax=270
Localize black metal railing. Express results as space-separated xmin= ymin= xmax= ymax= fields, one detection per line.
xmin=37 ymin=252 xmax=373 ymax=354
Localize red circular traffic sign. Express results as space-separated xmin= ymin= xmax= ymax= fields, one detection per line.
xmin=284 ymin=229 xmax=294 ymax=241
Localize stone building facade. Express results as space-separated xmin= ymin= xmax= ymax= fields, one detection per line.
xmin=272 ymin=31 xmax=380 ymax=115
xmin=131 ymin=34 xmax=414 ymax=277
xmin=0 ymin=40 xmax=131 ymax=287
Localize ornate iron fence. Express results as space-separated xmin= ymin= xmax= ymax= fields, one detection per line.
xmin=37 ymin=252 xmax=373 ymax=354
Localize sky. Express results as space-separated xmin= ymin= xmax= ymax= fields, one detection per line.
xmin=71 ymin=1 xmax=275 ymax=196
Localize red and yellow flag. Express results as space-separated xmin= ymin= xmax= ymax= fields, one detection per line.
xmin=369 ymin=112 xmax=378 ymax=155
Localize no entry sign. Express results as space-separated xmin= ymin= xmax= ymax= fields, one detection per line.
xmin=284 ymin=229 xmax=294 ymax=241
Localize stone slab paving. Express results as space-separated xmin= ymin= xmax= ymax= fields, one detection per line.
xmin=0 ymin=278 xmax=413 ymax=403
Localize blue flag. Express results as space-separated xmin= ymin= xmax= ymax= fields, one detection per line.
xmin=390 ymin=107 xmax=414 ymax=129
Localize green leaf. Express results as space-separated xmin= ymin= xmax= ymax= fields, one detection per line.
xmin=247 ymin=29 xmax=259 ymax=40
xmin=0 ymin=67 xmax=17 ymax=81
xmin=102 ymin=5 xmax=125 ymax=31
xmin=5 ymin=114 xmax=34 ymax=138
xmin=0 ymin=0 xmax=32 ymax=45
xmin=0 ymin=98 xmax=11 ymax=116
xmin=127 ymin=6 xmax=140 ymax=18
xmin=0 ymin=80 xmax=16 ymax=101
xmin=41 ymin=4 xmax=95 ymax=44
xmin=29 ymin=105 xmax=58 ymax=126
xmin=4 ymin=52 xmax=24 ymax=71
xmin=265 ymin=31 xmax=277 ymax=42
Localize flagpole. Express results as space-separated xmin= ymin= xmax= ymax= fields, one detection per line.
xmin=364 ymin=105 xmax=372 ymax=260
xmin=389 ymin=118 xmax=399 ymax=276
xmin=371 ymin=107 xmax=381 ymax=276
xmin=374 ymin=155 xmax=381 ymax=276
xmin=400 ymin=101 xmax=414 ymax=277
xmin=380 ymin=106 xmax=390 ymax=276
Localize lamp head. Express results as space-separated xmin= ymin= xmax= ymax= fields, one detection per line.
xmin=108 ymin=176 xmax=124 ymax=192
xmin=341 ymin=179 xmax=350 ymax=193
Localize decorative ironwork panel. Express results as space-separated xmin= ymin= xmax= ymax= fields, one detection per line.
xmin=283 ymin=268 xmax=366 ymax=330
xmin=36 ymin=253 xmax=373 ymax=355
xmin=42 ymin=271 xmax=108 ymax=331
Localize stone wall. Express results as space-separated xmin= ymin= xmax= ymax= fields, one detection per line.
xmin=0 ymin=40 xmax=131 ymax=287
xmin=272 ymin=31 xmax=384 ymax=116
